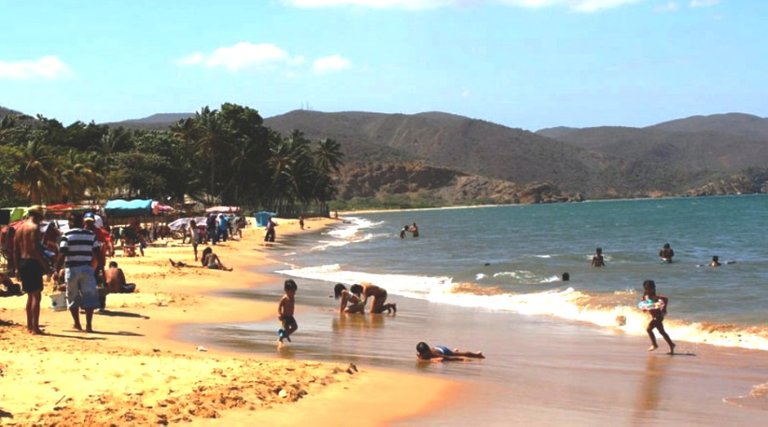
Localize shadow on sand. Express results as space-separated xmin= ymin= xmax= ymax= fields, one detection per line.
xmin=97 ymin=310 xmax=150 ymax=320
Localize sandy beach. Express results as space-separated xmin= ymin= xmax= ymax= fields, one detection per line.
xmin=0 ymin=217 xmax=458 ymax=426
xmin=4 ymin=210 xmax=768 ymax=426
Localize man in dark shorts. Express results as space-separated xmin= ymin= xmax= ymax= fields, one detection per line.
xmin=14 ymin=207 xmax=50 ymax=335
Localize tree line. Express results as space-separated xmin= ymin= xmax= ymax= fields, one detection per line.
xmin=0 ymin=103 xmax=344 ymax=214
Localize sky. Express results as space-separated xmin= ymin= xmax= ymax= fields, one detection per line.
xmin=0 ymin=0 xmax=766 ymax=131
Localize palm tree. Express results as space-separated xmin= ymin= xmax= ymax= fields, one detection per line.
xmin=58 ymin=150 xmax=102 ymax=203
xmin=195 ymin=106 xmax=224 ymax=200
xmin=98 ymin=127 xmax=132 ymax=159
xmin=268 ymin=132 xmax=315 ymax=211
xmin=311 ymin=138 xmax=345 ymax=203
xmin=313 ymin=138 xmax=344 ymax=175
xmin=13 ymin=139 xmax=58 ymax=204
xmin=171 ymin=107 xmax=226 ymax=203
xmin=225 ymin=135 xmax=261 ymax=203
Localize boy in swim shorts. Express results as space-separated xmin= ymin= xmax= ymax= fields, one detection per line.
xmin=278 ymin=279 xmax=298 ymax=343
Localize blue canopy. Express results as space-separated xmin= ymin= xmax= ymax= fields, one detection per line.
xmin=104 ymin=199 xmax=153 ymax=217
xmin=254 ymin=211 xmax=277 ymax=227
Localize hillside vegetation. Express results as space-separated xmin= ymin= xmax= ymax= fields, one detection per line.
xmin=4 ymin=105 xmax=768 ymax=206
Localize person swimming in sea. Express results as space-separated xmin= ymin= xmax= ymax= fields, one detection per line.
xmin=659 ymin=243 xmax=674 ymax=263
xmin=591 ymin=247 xmax=605 ymax=267
xmin=409 ymin=223 xmax=419 ymax=238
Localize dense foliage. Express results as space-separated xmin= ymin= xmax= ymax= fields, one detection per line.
xmin=0 ymin=103 xmax=343 ymax=213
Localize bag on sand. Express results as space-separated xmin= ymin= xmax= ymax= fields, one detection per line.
xmin=49 ymin=292 xmax=66 ymax=311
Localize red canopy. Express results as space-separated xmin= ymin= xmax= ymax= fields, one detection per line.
xmin=46 ymin=203 xmax=76 ymax=213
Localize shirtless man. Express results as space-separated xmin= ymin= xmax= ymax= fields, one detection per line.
xmin=659 ymin=243 xmax=675 ymax=263
xmin=14 ymin=207 xmax=50 ymax=335
xmin=350 ymin=282 xmax=397 ymax=314
xmin=105 ymin=261 xmax=136 ymax=294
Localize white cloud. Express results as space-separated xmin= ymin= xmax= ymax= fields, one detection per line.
xmin=689 ymin=0 xmax=719 ymax=7
xmin=654 ymin=1 xmax=679 ymax=12
xmin=312 ymin=54 xmax=352 ymax=74
xmin=565 ymin=0 xmax=643 ymax=13
xmin=0 ymin=55 xmax=72 ymax=80
xmin=285 ymin=0 xmax=643 ymax=12
xmin=177 ymin=42 xmax=302 ymax=72
xmin=285 ymin=0 xmax=456 ymax=9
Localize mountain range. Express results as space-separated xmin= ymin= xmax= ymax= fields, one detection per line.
xmin=3 ymin=105 xmax=768 ymax=204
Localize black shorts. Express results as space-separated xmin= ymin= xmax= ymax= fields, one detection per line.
xmin=280 ymin=315 xmax=297 ymax=330
xmin=18 ymin=258 xmax=44 ymax=294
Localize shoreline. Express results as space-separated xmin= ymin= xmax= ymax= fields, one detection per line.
xmin=0 ymin=216 xmax=460 ymax=425
xmin=338 ymin=193 xmax=768 ymax=215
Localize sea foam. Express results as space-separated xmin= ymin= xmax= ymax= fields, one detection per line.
xmin=277 ymin=264 xmax=768 ymax=352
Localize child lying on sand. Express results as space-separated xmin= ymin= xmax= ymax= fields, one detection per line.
xmin=416 ymin=342 xmax=484 ymax=361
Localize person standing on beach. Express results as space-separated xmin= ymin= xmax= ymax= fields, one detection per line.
xmin=14 ymin=207 xmax=50 ymax=335
xmin=2 ymin=226 xmax=17 ymax=277
xmin=299 ymin=215 xmax=305 ymax=230
xmin=659 ymin=243 xmax=674 ymax=263
xmin=264 ymin=217 xmax=277 ymax=242
xmin=206 ymin=213 xmax=218 ymax=245
xmin=278 ymin=279 xmax=298 ymax=343
xmin=55 ymin=212 xmax=100 ymax=333
xmin=642 ymin=280 xmax=675 ymax=354
xmin=189 ymin=219 xmax=200 ymax=261
xmin=591 ymin=247 xmax=605 ymax=267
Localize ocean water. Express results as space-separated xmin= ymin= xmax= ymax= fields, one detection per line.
xmin=185 ymin=195 xmax=768 ymax=424
xmin=277 ymin=195 xmax=768 ymax=351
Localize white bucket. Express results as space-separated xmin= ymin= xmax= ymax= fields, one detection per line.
xmin=49 ymin=292 xmax=66 ymax=311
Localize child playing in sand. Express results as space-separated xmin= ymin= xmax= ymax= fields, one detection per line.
xmin=350 ymin=283 xmax=396 ymax=314
xmin=642 ymin=280 xmax=675 ymax=354
xmin=333 ymin=283 xmax=365 ymax=314
xmin=416 ymin=342 xmax=485 ymax=361
xmin=278 ymin=279 xmax=298 ymax=343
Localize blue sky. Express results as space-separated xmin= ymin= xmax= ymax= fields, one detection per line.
xmin=1 ymin=0 xmax=765 ymax=130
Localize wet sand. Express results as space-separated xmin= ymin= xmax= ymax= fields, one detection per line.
xmin=186 ymin=264 xmax=768 ymax=426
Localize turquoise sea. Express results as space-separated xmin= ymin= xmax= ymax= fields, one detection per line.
xmin=186 ymin=195 xmax=768 ymax=425
xmin=276 ymin=195 xmax=768 ymax=350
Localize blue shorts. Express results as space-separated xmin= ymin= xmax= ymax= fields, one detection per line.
xmin=435 ymin=346 xmax=454 ymax=356
xmin=65 ymin=265 xmax=100 ymax=310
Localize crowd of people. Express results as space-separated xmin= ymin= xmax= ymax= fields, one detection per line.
xmin=0 ymin=208 xmax=252 ymax=335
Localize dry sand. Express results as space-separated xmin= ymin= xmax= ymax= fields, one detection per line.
xmin=0 ymin=217 xmax=458 ymax=426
